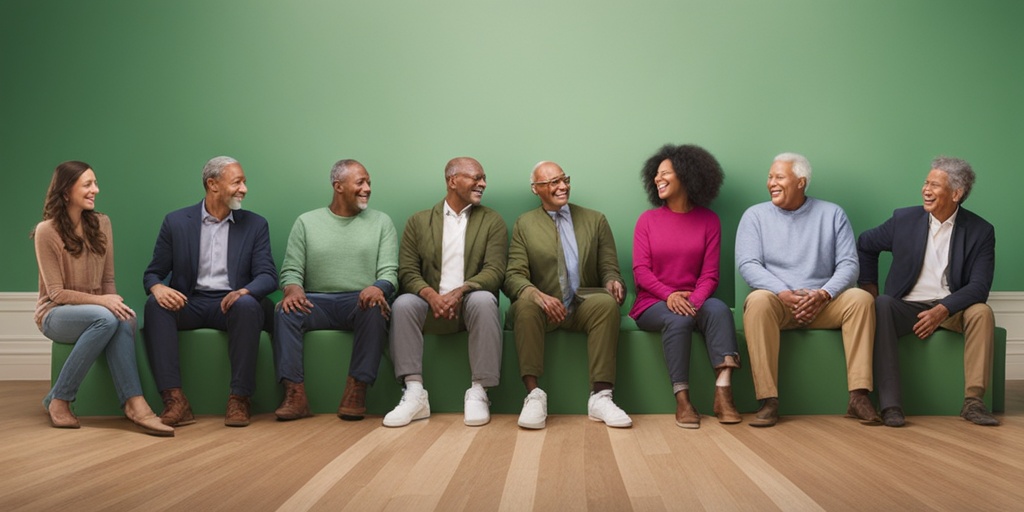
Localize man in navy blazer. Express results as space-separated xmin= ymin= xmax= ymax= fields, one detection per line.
xmin=143 ymin=156 xmax=277 ymax=428
xmin=858 ymin=156 xmax=997 ymax=427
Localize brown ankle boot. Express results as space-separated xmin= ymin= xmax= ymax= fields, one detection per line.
xmin=713 ymin=385 xmax=742 ymax=424
xmin=674 ymin=389 xmax=700 ymax=429
xmin=338 ymin=376 xmax=367 ymax=421
xmin=225 ymin=394 xmax=252 ymax=427
xmin=159 ymin=388 xmax=196 ymax=427
xmin=275 ymin=379 xmax=313 ymax=421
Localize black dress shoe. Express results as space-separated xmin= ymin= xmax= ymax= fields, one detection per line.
xmin=881 ymin=407 xmax=906 ymax=427
xmin=960 ymin=398 xmax=999 ymax=426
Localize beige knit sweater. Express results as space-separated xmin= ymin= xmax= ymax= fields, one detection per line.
xmin=33 ymin=214 xmax=117 ymax=328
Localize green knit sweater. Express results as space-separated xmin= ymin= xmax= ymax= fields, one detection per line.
xmin=279 ymin=207 xmax=398 ymax=294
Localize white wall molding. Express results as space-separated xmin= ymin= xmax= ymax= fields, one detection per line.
xmin=2 ymin=291 xmax=1023 ymax=380
xmin=990 ymin=291 xmax=1024 ymax=380
xmin=0 ymin=292 xmax=50 ymax=380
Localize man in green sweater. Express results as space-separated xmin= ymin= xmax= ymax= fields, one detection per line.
xmin=504 ymin=161 xmax=631 ymax=429
xmin=383 ymin=157 xmax=507 ymax=428
xmin=273 ymin=159 xmax=398 ymax=421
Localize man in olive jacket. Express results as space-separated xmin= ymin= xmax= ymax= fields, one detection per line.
xmin=383 ymin=157 xmax=507 ymax=428
xmin=504 ymin=161 xmax=631 ymax=430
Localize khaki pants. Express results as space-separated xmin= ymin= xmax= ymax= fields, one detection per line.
xmin=743 ymin=288 xmax=875 ymax=400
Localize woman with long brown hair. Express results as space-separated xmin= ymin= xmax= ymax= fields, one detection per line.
xmin=33 ymin=161 xmax=172 ymax=436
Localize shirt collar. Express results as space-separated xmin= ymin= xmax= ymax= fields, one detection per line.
xmin=928 ymin=206 xmax=958 ymax=230
xmin=547 ymin=205 xmax=571 ymax=218
xmin=201 ymin=200 xmax=235 ymax=224
xmin=443 ymin=200 xmax=472 ymax=218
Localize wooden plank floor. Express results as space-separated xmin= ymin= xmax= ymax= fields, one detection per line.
xmin=1 ymin=380 xmax=1023 ymax=511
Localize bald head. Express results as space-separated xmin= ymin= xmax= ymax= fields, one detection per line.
xmin=444 ymin=157 xmax=483 ymax=179
xmin=531 ymin=161 xmax=563 ymax=183
xmin=530 ymin=161 xmax=570 ymax=211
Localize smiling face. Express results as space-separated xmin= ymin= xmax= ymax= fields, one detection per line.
xmin=334 ymin=163 xmax=371 ymax=216
xmin=208 ymin=163 xmax=247 ymax=214
xmin=68 ymin=168 xmax=99 ymax=215
xmin=448 ymin=162 xmax=487 ymax=211
xmin=654 ymin=159 xmax=685 ymax=202
xmin=531 ymin=162 xmax=570 ymax=211
xmin=767 ymin=159 xmax=806 ymax=211
xmin=922 ymin=168 xmax=961 ymax=221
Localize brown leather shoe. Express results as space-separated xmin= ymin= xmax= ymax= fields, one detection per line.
xmin=275 ymin=379 xmax=313 ymax=421
xmin=225 ymin=395 xmax=252 ymax=427
xmin=960 ymin=397 xmax=999 ymax=426
xmin=749 ymin=397 xmax=779 ymax=427
xmin=338 ymin=376 xmax=367 ymax=421
xmin=159 ymin=388 xmax=196 ymax=427
xmin=846 ymin=390 xmax=881 ymax=424
xmin=713 ymin=386 xmax=742 ymax=424
xmin=45 ymin=398 xmax=80 ymax=429
xmin=674 ymin=390 xmax=700 ymax=429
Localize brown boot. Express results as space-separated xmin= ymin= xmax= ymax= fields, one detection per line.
xmin=338 ymin=376 xmax=367 ymax=421
xmin=674 ymin=389 xmax=700 ymax=429
xmin=749 ymin=397 xmax=779 ymax=427
xmin=159 ymin=388 xmax=196 ymax=427
xmin=225 ymin=395 xmax=251 ymax=427
xmin=713 ymin=384 xmax=742 ymax=424
xmin=275 ymin=379 xmax=313 ymax=421
xmin=846 ymin=389 xmax=881 ymax=424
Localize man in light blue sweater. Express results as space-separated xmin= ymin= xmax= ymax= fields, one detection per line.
xmin=736 ymin=152 xmax=878 ymax=427
xmin=273 ymin=159 xmax=398 ymax=422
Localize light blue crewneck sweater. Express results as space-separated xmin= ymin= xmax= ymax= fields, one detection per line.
xmin=735 ymin=197 xmax=858 ymax=299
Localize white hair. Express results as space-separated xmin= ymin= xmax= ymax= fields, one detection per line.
xmin=773 ymin=152 xmax=812 ymax=189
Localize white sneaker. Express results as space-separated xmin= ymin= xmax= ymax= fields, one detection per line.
xmin=383 ymin=387 xmax=430 ymax=427
xmin=464 ymin=386 xmax=491 ymax=426
xmin=588 ymin=389 xmax=632 ymax=428
xmin=518 ymin=388 xmax=548 ymax=429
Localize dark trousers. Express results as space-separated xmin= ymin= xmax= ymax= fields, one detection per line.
xmin=143 ymin=290 xmax=267 ymax=396
xmin=874 ymin=295 xmax=995 ymax=410
xmin=273 ymin=292 xmax=388 ymax=385
xmin=635 ymin=298 xmax=738 ymax=385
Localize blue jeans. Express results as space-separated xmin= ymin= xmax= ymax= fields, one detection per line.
xmin=635 ymin=298 xmax=738 ymax=385
xmin=273 ymin=292 xmax=388 ymax=385
xmin=43 ymin=304 xmax=144 ymax=407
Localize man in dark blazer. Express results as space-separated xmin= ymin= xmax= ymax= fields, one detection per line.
xmin=143 ymin=156 xmax=277 ymax=428
xmin=504 ymin=161 xmax=630 ymax=430
xmin=858 ymin=156 xmax=997 ymax=427
xmin=381 ymin=157 xmax=507 ymax=428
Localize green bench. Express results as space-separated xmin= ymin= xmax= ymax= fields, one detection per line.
xmin=50 ymin=320 xmax=1004 ymax=417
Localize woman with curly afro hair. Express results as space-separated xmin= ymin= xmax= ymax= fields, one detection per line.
xmin=629 ymin=144 xmax=741 ymax=429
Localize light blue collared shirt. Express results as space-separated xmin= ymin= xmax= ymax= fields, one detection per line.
xmin=195 ymin=200 xmax=234 ymax=292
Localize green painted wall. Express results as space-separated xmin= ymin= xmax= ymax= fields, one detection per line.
xmin=2 ymin=1 xmax=1021 ymax=312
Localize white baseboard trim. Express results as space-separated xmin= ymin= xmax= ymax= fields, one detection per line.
xmin=0 ymin=292 xmax=51 ymax=380
xmin=3 ymin=291 xmax=1024 ymax=381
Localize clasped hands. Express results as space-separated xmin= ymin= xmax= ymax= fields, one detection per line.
xmin=279 ymin=284 xmax=391 ymax=319
xmin=422 ymin=287 xmax=464 ymax=321
xmin=529 ymin=281 xmax=624 ymax=324
xmin=778 ymin=288 xmax=830 ymax=325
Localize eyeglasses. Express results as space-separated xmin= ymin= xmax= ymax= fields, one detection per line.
xmin=531 ymin=175 xmax=571 ymax=187
xmin=457 ymin=173 xmax=487 ymax=182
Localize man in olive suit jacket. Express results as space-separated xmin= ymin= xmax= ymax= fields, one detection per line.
xmin=383 ymin=157 xmax=507 ymax=428
xmin=503 ymin=161 xmax=631 ymax=430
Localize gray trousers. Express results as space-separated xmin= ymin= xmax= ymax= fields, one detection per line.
xmin=389 ymin=291 xmax=502 ymax=388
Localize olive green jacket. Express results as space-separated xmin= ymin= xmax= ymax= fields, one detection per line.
xmin=503 ymin=203 xmax=623 ymax=302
